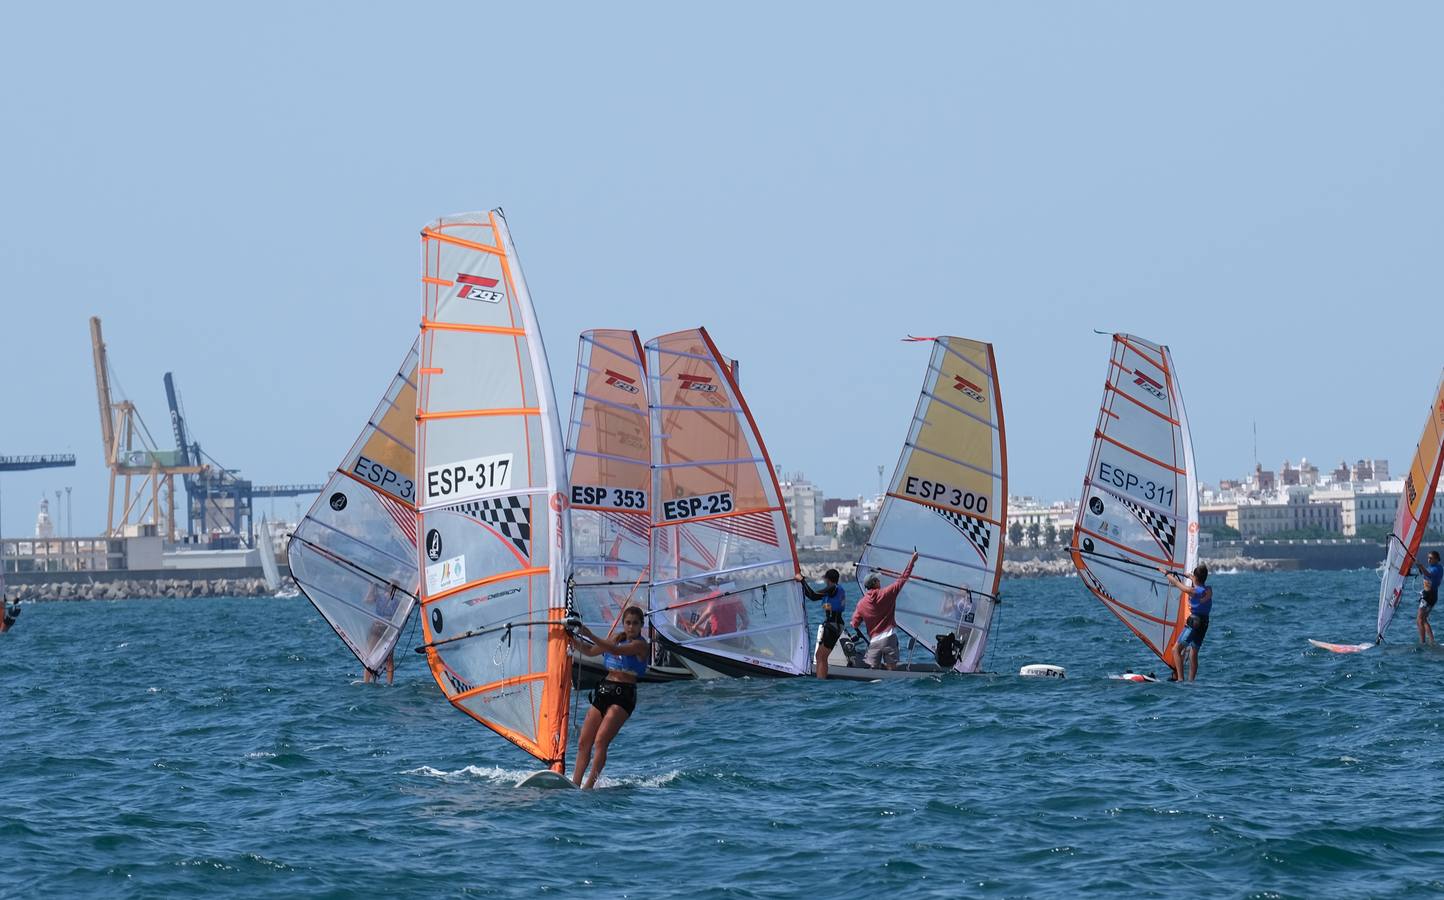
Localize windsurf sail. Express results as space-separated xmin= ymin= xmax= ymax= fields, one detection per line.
xmin=645 ymin=327 xmax=809 ymax=677
xmin=566 ymin=330 xmax=652 ymax=638
xmin=258 ymin=516 xmax=282 ymax=593
xmin=1069 ymin=333 xmax=1198 ymax=678
xmin=415 ymin=209 xmax=573 ymax=772
xmin=855 ymin=336 xmax=1008 ymax=673
xmin=1376 ymin=369 xmax=1444 ymax=642
xmin=287 ymin=340 xmax=421 ymax=675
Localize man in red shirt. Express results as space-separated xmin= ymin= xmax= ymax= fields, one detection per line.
xmin=850 ymin=551 xmax=919 ymax=669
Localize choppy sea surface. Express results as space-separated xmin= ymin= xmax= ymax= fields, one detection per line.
xmin=3 ymin=569 xmax=1444 ymax=898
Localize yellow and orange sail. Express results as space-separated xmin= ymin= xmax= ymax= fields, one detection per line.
xmin=288 ymin=341 xmax=420 ymax=675
xmin=1377 ymin=370 xmax=1444 ymax=641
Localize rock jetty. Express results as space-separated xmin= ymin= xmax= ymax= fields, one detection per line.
xmin=4 ymin=577 xmax=294 ymax=603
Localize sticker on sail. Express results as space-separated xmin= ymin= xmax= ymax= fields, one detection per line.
xmin=902 ymin=475 xmax=989 ymax=515
xmin=352 ymin=455 xmax=414 ymax=501
xmin=1131 ymin=369 xmax=1166 ymax=401
xmin=678 ymin=374 xmax=717 ymax=393
xmin=951 ymin=374 xmax=985 ymax=403
xmin=662 ymin=491 xmax=734 ymax=521
xmin=604 ymin=369 xmax=640 ymax=394
xmin=424 ymin=453 xmax=513 ymax=504
xmin=571 ymin=484 xmax=647 ymax=510
xmin=426 ymin=554 xmax=466 ymax=594
xmin=455 ymin=273 xmax=505 ymax=303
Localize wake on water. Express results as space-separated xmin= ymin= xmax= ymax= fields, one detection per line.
xmin=402 ymin=764 xmax=684 ymax=790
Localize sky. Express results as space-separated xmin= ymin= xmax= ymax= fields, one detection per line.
xmin=2 ymin=2 xmax=1443 ymax=537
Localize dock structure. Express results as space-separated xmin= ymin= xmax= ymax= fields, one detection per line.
xmin=0 ymin=454 xmax=77 ymax=472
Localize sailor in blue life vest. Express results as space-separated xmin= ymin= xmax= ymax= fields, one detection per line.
xmin=1414 ymin=549 xmax=1441 ymax=646
xmin=796 ymin=568 xmax=846 ymax=679
xmin=1159 ymin=563 xmax=1212 ymax=682
xmin=567 ymin=605 xmax=649 ymax=789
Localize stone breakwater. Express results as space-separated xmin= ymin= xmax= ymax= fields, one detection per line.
xmin=4 ymin=577 xmax=295 ymax=603
xmin=801 ymin=555 xmax=1275 ymax=581
xmin=5 ymin=555 xmax=1278 ymax=603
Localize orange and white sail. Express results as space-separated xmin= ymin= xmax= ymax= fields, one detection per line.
xmin=645 ymin=328 xmax=809 ymax=677
xmin=415 ymin=210 xmax=572 ymax=772
xmin=1069 ymin=333 xmax=1198 ymax=677
xmin=288 ymin=340 xmax=420 ymax=675
xmin=1377 ymin=370 xmax=1444 ymax=641
xmin=856 ymin=337 xmax=1007 ymax=673
xmin=566 ymin=330 xmax=651 ymax=636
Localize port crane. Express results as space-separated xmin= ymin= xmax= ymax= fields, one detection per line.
xmin=90 ymin=317 xmax=202 ymax=541
xmin=163 ymin=372 xmax=321 ymax=543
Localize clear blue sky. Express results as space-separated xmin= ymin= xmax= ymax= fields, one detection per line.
xmin=3 ymin=2 xmax=1442 ymax=537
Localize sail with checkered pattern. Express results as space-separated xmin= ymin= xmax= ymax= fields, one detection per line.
xmin=1377 ymin=370 xmax=1444 ymax=641
xmin=856 ymin=336 xmax=1008 ymax=673
xmin=566 ymin=330 xmax=652 ymax=640
xmin=1069 ymin=333 xmax=1198 ymax=677
xmin=415 ymin=210 xmax=573 ymax=772
xmin=288 ymin=339 xmax=420 ymax=676
xmin=645 ymin=327 xmax=809 ymax=677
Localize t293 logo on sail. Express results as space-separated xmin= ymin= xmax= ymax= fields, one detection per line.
xmin=455 ymin=273 xmax=505 ymax=304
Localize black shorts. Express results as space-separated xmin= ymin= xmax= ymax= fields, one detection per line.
xmin=1179 ymin=615 xmax=1209 ymax=649
xmin=590 ymin=681 xmax=637 ymax=717
xmin=816 ymin=621 xmax=842 ymax=650
xmin=1421 ymin=592 xmax=1438 ymax=612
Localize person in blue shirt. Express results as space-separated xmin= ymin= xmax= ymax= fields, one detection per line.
xmin=567 ymin=606 xmax=649 ymax=789
xmin=1414 ymin=550 xmax=1441 ymax=646
xmin=1160 ymin=563 xmax=1212 ymax=682
xmin=797 ymin=568 xmax=846 ymax=679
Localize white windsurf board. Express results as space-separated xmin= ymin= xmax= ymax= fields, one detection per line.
xmin=1307 ymin=639 xmax=1374 ymax=654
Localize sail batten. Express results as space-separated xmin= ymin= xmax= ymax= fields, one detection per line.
xmin=855 ymin=336 xmax=1008 ymax=674
xmin=1376 ymin=370 xmax=1444 ymax=641
xmin=1069 ymin=333 xmax=1198 ymax=677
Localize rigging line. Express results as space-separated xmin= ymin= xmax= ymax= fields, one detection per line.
xmin=650 ymin=577 xmax=798 ymax=614
xmin=860 ymin=563 xmax=1001 ymax=603
xmin=398 ymin=604 xmax=421 ymax=671
xmin=289 ymin=534 xmax=419 ymax=599
xmin=1074 ymin=545 xmax=1180 ymax=578
xmin=984 ymin=595 xmax=1002 ymax=673
xmin=412 ymin=618 xmax=558 ymax=653
xmin=604 ymin=564 xmax=651 ymax=635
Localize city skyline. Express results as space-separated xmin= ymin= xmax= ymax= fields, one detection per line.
xmin=5 ymin=4 xmax=1444 ymax=537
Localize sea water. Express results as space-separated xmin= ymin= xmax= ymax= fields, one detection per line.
xmin=3 ymin=569 xmax=1442 ymax=898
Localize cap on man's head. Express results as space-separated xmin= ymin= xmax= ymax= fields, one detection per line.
xmin=864 ymin=574 xmax=881 ymax=590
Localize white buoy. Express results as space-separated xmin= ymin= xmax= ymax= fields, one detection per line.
xmin=1019 ymin=663 xmax=1066 ymax=679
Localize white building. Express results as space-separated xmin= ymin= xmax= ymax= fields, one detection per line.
xmin=778 ymin=471 xmax=830 ymax=549
xmin=1006 ymin=496 xmax=1076 ymax=546
xmin=1311 ymin=481 xmax=1444 ymax=536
